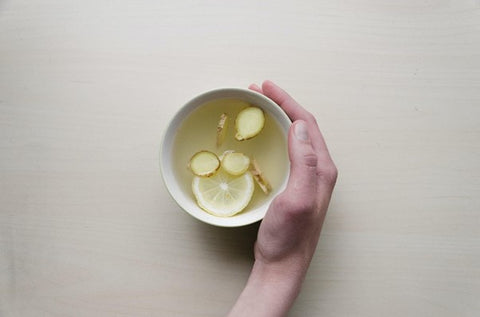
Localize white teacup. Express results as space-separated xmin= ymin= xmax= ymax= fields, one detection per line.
xmin=161 ymin=88 xmax=291 ymax=227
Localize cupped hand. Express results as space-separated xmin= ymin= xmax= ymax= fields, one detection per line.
xmin=250 ymin=80 xmax=337 ymax=278
xmin=228 ymin=81 xmax=337 ymax=317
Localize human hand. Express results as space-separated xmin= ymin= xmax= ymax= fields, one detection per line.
xmin=252 ymin=80 xmax=337 ymax=275
xmin=228 ymin=80 xmax=337 ymax=317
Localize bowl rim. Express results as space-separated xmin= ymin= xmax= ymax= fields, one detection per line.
xmin=160 ymin=88 xmax=291 ymax=227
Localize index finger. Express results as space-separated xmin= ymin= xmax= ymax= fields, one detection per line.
xmin=260 ymin=80 xmax=334 ymax=164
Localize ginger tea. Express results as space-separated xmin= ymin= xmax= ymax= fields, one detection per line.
xmin=172 ymin=98 xmax=289 ymax=214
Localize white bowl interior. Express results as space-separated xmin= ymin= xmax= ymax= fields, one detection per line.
xmin=161 ymin=88 xmax=291 ymax=227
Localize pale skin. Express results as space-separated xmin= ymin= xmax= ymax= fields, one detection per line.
xmin=228 ymin=81 xmax=338 ymax=317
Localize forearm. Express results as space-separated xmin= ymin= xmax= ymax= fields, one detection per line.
xmin=228 ymin=259 xmax=306 ymax=317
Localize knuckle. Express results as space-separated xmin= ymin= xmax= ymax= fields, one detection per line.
xmin=272 ymin=194 xmax=289 ymax=209
xmin=303 ymin=152 xmax=318 ymax=168
xmin=272 ymin=194 xmax=297 ymax=213
xmin=318 ymin=163 xmax=338 ymax=186
xmin=273 ymin=193 xmax=316 ymax=220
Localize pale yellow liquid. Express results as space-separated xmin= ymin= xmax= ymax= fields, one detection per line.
xmin=173 ymin=98 xmax=289 ymax=213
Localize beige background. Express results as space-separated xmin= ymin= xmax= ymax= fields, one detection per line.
xmin=1 ymin=1 xmax=479 ymax=316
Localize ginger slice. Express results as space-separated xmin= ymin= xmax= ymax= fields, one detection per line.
xmin=235 ymin=107 xmax=265 ymax=141
xmin=250 ymin=159 xmax=272 ymax=194
xmin=188 ymin=151 xmax=220 ymax=177
xmin=216 ymin=113 xmax=228 ymax=147
xmin=222 ymin=152 xmax=250 ymax=176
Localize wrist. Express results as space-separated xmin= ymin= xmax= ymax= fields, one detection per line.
xmin=228 ymin=259 xmax=306 ymax=317
xmin=251 ymin=258 xmax=306 ymax=295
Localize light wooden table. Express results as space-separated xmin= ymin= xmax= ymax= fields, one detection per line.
xmin=1 ymin=1 xmax=479 ymax=316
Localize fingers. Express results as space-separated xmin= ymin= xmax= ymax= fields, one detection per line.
xmin=284 ymin=120 xmax=318 ymax=209
xmin=261 ymin=80 xmax=311 ymax=122
xmin=260 ymin=80 xmax=334 ymax=167
xmin=249 ymin=80 xmax=338 ymax=190
xmin=248 ymin=83 xmax=263 ymax=94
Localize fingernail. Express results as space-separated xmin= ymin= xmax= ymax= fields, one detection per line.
xmin=294 ymin=121 xmax=309 ymax=141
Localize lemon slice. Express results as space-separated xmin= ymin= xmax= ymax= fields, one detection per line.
xmin=192 ymin=170 xmax=254 ymax=217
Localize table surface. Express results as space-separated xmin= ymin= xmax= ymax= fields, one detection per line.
xmin=1 ymin=1 xmax=479 ymax=316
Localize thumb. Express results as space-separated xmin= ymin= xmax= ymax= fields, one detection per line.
xmin=286 ymin=120 xmax=318 ymax=199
